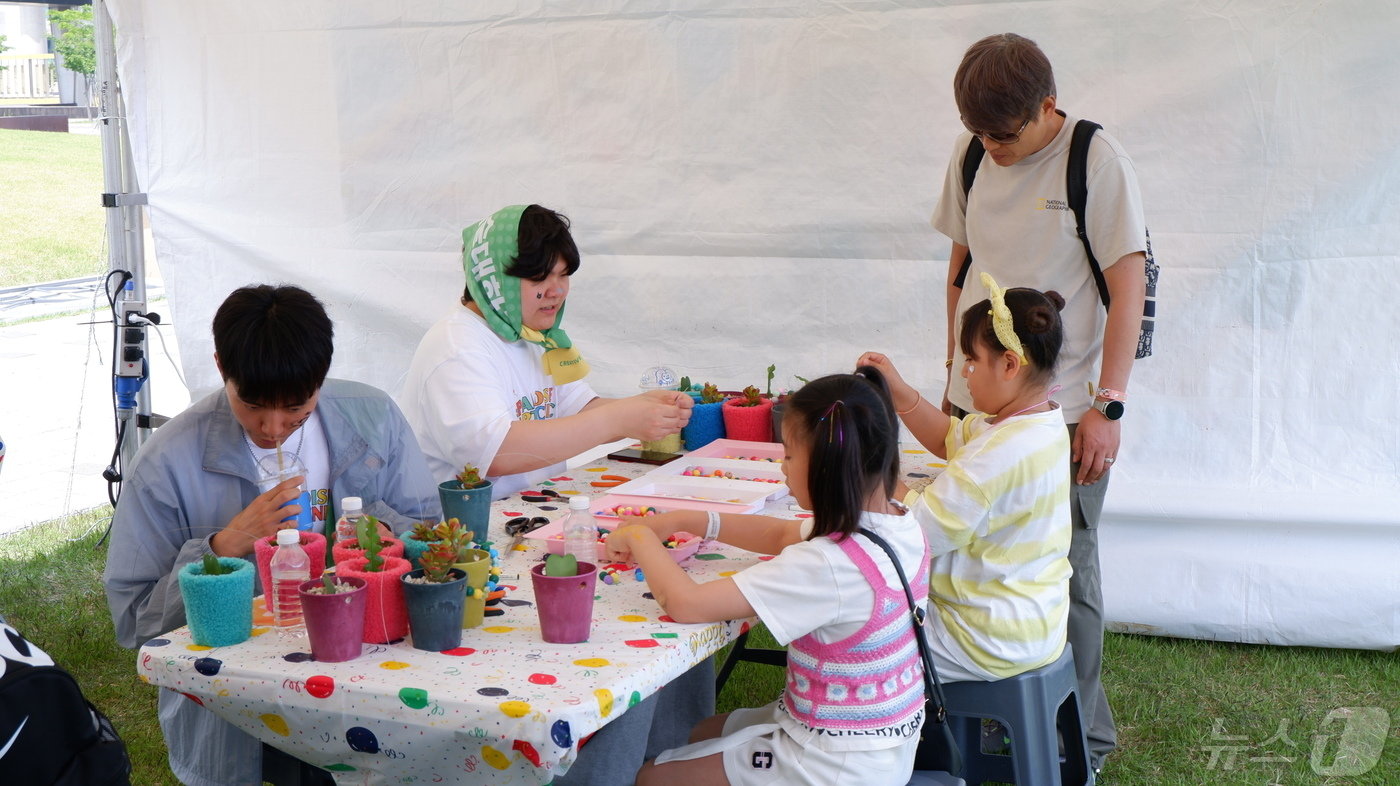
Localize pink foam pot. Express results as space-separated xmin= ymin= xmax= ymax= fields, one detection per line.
xmin=530 ymin=561 xmax=597 ymax=644
xmin=335 ymin=556 xmax=411 ymax=644
xmin=332 ymin=536 xmax=405 ymax=567
xmin=253 ymin=531 xmax=326 ymax=597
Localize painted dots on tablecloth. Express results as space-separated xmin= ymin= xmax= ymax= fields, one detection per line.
xmin=659 ymin=615 xmax=676 ymax=623
xmin=907 ymin=472 xmax=928 ymax=479
xmin=903 ymin=448 xmax=928 ymax=455
xmin=625 ymin=640 xmax=659 ymax=648
xmin=794 ymin=513 xmax=813 ymax=519
xmin=758 ymin=555 xmax=775 ymax=561
xmin=193 ymin=657 xmax=222 ymax=676
xmin=926 ymin=462 xmax=947 ymax=469
xmin=283 ymin=652 xmax=313 ymax=663
xmin=379 ymin=660 xmax=411 ymax=670
xmin=260 ymin=713 xmax=290 ymax=737
xmin=442 ymin=647 xmax=476 ymax=656
xmin=550 ymin=719 xmax=573 ymax=748
xmin=179 ymin=692 xmax=204 ymax=707
xmin=512 ymin=739 xmax=542 ymax=767
xmin=528 ymin=673 xmax=557 ymax=685
xmin=345 ymin=726 xmax=380 ymax=754
xmin=650 ymin=632 xmax=678 ymax=639
xmin=594 ymin=689 xmax=614 ymax=717
xmin=693 ymin=553 xmax=726 ymax=560
xmin=250 ymin=627 xmax=271 ymax=637
xmin=502 ymin=511 xmax=524 ymax=517
xmin=642 ymin=591 xmax=655 ymax=599
xmin=477 ymin=687 xmax=509 ymax=697
xmin=306 ymin=676 xmax=335 ymax=699
xmin=573 ymin=658 xmax=609 ymax=668
xmin=628 ymin=691 xmax=643 ymax=708
xmin=324 ymin=764 xmax=356 ymax=773
xmin=498 ymin=598 xmax=531 ymax=607
xmin=398 ymin=687 xmax=428 ymax=709
xmin=718 ymin=570 xmax=739 ymax=577
xmin=538 ymin=505 xmax=559 ymax=511
xmin=618 ymin=614 xmax=647 ymax=622
xmin=185 ymin=644 xmax=212 ymax=652
xmin=499 ymin=700 xmax=532 ymax=718
xmin=483 ymin=626 xmax=515 ymax=633
xmin=145 ymin=638 xmax=171 ymax=647
xmin=481 ymin=744 xmax=511 ymax=770
xmin=585 ymin=467 xmax=608 ymax=473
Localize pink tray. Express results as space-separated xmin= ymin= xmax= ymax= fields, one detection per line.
xmin=523 ymin=521 xmax=702 ymax=563
xmin=587 ymin=492 xmax=763 ymax=518
xmin=685 ymin=438 xmax=784 ymax=462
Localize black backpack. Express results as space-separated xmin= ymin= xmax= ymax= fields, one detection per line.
xmin=0 ymin=618 xmax=132 ymax=786
xmin=954 ymin=119 xmax=1158 ymax=358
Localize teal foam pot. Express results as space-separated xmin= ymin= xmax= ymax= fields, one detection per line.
xmin=439 ymin=479 xmax=493 ymax=546
xmin=298 ymin=577 xmax=367 ymax=662
xmin=178 ymin=557 xmax=254 ymax=647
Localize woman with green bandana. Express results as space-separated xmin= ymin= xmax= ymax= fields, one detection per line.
xmin=400 ymin=204 xmax=693 ymax=500
xmin=401 ymin=204 xmax=711 ymax=783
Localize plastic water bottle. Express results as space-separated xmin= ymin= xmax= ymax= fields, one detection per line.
xmin=561 ymin=495 xmax=599 ymax=565
xmin=335 ymin=496 xmax=364 ymax=546
xmin=269 ymin=528 xmax=310 ymax=634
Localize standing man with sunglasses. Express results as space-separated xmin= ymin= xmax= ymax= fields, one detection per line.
xmin=929 ymin=33 xmax=1149 ymax=776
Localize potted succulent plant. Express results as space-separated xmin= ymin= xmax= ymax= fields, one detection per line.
xmin=178 ymin=554 xmax=255 ymax=647
xmin=683 ymin=382 xmax=728 ymax=450
xmin=334 ymin=515 xmax=411 ymax=644
xmin=331 ymin=523 xmax=405 ymax=566
xmin=402 ymin=519 xmax=458 ymax=570
xmin=769 ymin=370 xmax=808 ymax=443
xmin=722 ymin=384 xmax=775 ymax=442
xmin=439 ymin=465 xmax=493 ymax=546
xmin=298 ymin=573 xmax=368 ymax=662
xmin=400 ymin=541 xmax=468 ymax=651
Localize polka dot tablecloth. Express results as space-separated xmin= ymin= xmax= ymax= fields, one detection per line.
xmin=137 ymin=446 xmax=944 ymax=784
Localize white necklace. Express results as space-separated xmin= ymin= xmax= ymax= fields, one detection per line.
xmin=243 ymin=419 xmax=307 ymax=465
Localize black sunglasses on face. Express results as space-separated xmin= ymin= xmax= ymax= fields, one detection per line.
xmin=964 ymin=115 xmax=1032 ymax=145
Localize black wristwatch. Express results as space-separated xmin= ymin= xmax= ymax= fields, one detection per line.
xmin=1092 ymin=398 xmax=1125 ymax=420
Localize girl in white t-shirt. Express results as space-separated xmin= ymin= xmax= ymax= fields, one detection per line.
xmin=859 ymin=273 xmax=1074 ymax=682
xmin=606 ymin=368 xmax=930 ymax=786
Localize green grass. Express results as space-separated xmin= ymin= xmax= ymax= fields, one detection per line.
xmin=0 ymin=128 xmax=106 ymax=288
xmin=715 ymin=622 xmax=1398 ymax=785
xmin=3 ymin=510 xmax=1395 ymax=786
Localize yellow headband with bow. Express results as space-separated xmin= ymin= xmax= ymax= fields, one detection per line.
xmin=981 ymin=272 xmax=1028 ymax=366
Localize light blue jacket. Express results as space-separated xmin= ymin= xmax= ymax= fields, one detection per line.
xmin=102 ymin=379 xmax=440 ymax=786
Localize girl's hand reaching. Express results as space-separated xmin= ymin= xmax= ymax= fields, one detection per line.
xmin=604 ymin=524 xmax=654 ymax=564
xmin=616 ymin=510 xmax=703 ymax=542
xmin=856 ymin=352 xmax=920 ymax=414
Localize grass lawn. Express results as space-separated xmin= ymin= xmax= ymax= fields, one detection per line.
xmin=2 ymin=510 xmax=1395 ymax=786
xmin=0 ymin=128 xmax=106 ymax=289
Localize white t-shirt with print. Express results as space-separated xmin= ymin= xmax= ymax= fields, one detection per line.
xmin=732 ymin=510 xmax=928 ymax=751
xmin=398 ymin=307 xmax=599 ymax=499
xmin=242 ymin=411 xmax=331 ymax=529
xmin=931 ymin=114 xmax=1147 ymax=422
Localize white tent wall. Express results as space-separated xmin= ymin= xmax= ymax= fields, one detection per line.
xmin=104 ymin=0 xmax=1399 ymax=649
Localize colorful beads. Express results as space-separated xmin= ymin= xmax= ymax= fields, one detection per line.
xmin=681 ymin=466 xmax=781 ymax=483
xmin=662 ymin=533 xmax=694 ymax=550
xmin=607 ymin=505 xmax=661 ymax=517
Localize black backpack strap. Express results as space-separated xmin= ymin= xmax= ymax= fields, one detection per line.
xmin=1067 ymin=119 xmax=1109 ymax=306
xmin=952 ymin=136 xmax=985 ymax=289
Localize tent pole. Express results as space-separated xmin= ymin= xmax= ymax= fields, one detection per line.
xmin=94 ymin=0 xmax=152 ymax=479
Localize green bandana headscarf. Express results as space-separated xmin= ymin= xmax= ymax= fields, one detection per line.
xmin=462 ymin=205 xmax=590 ymax=384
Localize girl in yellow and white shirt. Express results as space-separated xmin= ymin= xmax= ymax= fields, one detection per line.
xmin=859 ymin=273 xmax=1072 ymax=682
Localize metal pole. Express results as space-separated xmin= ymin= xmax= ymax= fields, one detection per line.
xmin=94 ymin=0 xmax=153 ymax=472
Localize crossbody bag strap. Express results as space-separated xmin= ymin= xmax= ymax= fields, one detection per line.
xmin=952 ymin=136 xmax=986 ymax=290
xmin=856 ymin=527 xmax=949 ymax=721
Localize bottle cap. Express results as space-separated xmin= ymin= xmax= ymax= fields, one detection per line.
xmin=569 ymin=495 xmax=591 ymax=510
xmin=276 ymin=529 xmax=300 ymax=546
xmin=341 ymin=496 xmax=363 ymax=512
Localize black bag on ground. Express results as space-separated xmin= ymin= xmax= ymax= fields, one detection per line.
xmin=0 ymin=617 xmax=133 ymax=785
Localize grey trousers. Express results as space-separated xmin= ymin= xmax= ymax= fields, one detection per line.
xmin=1066 ymin=423 xmax=1117 ymax=768
xmin=553 ymin=657 xmax=716 ymax=785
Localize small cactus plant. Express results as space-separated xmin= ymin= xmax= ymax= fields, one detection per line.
xmin=355 ymin=514 xmax=386 ymax=572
